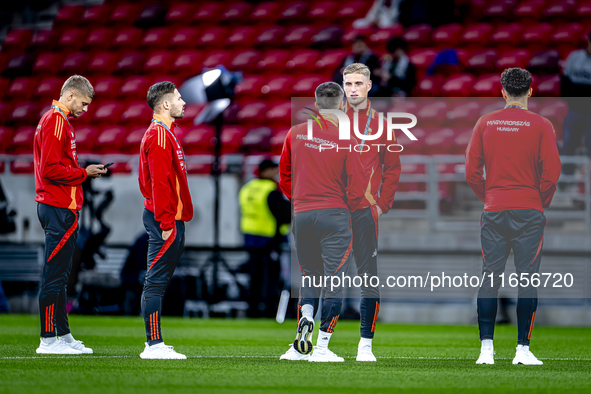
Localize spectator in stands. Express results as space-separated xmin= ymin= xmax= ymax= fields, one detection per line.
xmin=239 ymin=159 xmax=291 ymax=318
xmin=375 ymin=37 xmax=416 ymax=97
xmin=561 ymin=31 xmax=591 ymax=174
xmin=333 ymin=36 xmax=380 ymax=96
xmin=353 ymin=0 xmax=401 ymax=29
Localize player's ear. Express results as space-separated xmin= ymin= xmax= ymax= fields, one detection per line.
xmin=528 ymin=87 xmax=533 ymax=97
xmin=501 ymin=89 xmax=507 ymax=99
xmin=314 ymin=102 xmax=319 ymax=111
xmin=367 ymin=79 xmax=372 ymax=92
xmin=338 ymin=101 xmax=343 ymax=111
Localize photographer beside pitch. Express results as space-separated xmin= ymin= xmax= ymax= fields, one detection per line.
xmin=34 ymin=75 xmax=106 ymax=354
xmin=465 ymin=68 xmax=561 ymax=365
xmin=138 ymin=82 xmax=193 ymax=359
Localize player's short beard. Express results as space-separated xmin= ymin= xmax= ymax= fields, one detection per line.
xmin=347 ymin=96 xmax=366 ymax=106
xmin=171 ymin=105 xmax=185 ymax=120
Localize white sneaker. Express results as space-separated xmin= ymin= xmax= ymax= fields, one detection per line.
xmin=140 ymin=342 xmax=187 ymax=359
xmin=356 ymin=344 xmax=376 ymax=362
xmin=36 ymin=338 xmax=82 ymax=355
xmin=60 ymin=337 xmax=93 ymax=354
xmin=512 ymin=346 xmax=543 ymax=365
xmin=279 ymin=344 xmax=310 ymax=360
xmin=293 ymin=317 xmax=314 ymax=355
xmin=476 ymin=349 xmax=495 ymax=364
xmin=309 ymin=347 xmax=344 ymax=362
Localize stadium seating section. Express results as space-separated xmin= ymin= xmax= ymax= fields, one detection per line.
xmin=0 ymin=0 xmax=588 ymax=177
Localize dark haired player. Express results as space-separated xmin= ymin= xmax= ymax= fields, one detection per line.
xmin=138 ymin=82 xmax=193 ymax=359
xmin=466 ymin=68 xmax=561 ymax=365
xmin=34 ymin=75 xmax=106 ymax=354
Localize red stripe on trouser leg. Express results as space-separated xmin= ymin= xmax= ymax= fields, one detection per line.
xmin=149 ymin=226 xmax=177 ymax=270
xmin=371 ymin=302 xmax=379 ymax=332
xmin=528 ymin=311 xmax=536 ymax=340
xmin=45 ymin=306 xmax=48 ymax=333
xmin=150 ymin=314 xmax=153 ymax=340
xmin=371 ymin=206 xmax=379 ymax=242
xmin=530 ymin=229 xmax=545 ymax=266
xmin=47 ymin=214 xmax=78 ymax=263
xmin=156 ymin=311 xmax=159 ymax=340
xmin=50 ymin=304 xmax=54 ymax=332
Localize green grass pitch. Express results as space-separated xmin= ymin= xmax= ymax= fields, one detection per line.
xmin=0 ymin=314 xmax=590 ymax=394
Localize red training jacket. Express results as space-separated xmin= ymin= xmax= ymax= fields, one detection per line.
xmin=34 ymin=100 xmax=87 ymax=211
xmin=344 ymin=99 xmax=401 ymax=214
xmin=279 ymin=116 xmax=367 ymax=213
xmin=465 ymin=106 xmax=562 ymax=212
xmin=138 ymin=114 xmax=193 ymax=230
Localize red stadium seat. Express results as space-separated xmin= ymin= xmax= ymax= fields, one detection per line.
xmin=431 ymin=24 xmax=463 ymax=49
xmin=74 ymin=125 xmax=98 ymax=154
xmin=8 ymin=126 xmax=35 ymax=154
xmin=539 ymin=99 xmax=569 ymax=120
xmin=59 ymin=52 xmax=89 ymax=75
xmin=416 ymin=101 xmax=449 ymax=127
xmin=255 ymin=26 xmax=286 ymax=47
xmin=0 ymin=126 xmax=14 ymax=153
xmin=490 ymin=23 xmax=522 ymax=48
xmin=119 ymin=77 xmax=150 ymax=100
xmin=144 ymin=51 xmax=174 ymax=74
xmin=551 ymin=24 xmax=584 ymax=58
xmin=403 ymin=24 xmax=433 ymax=48
xmin=84 ymin=27 xmax=115 ymax=51
xmin=292 ymin=75 xmax=324 ymax=96
xmin=121 ymin=126 xmax=146 ymax=154
xmin=257 ymin=50 xmax=291 ymax=73
xmin=414 ymin=76 xmax=442 ymax=97
xmin=140 ymin=27 xmax=173 ymax=49
xmin=0 ymin=103 xmax=11 ymax=125
xmin=495 ymin=49 xmax=530 ymax=70
xmin=226 ymin=27 xmax=258 ymax=48
xmin=56 ymin=28 xmax=87 ymax=51
xmin=241 ymin=127 xmax=273 ymax=152
xmin=198 ymin=27 xmax=229 ymax=48
xmin=120 ymin=101 xmax=152 ymax=125
xmin=579 ymin=1 xmax=591 ymax=24
xmin=286 ymin=50 xmax=320 ymax=74
xmin=423 ymin=128 xmax=456 ymax=155
xmin=234 ymin=75 xmax=266 ymax=99
xmin=54 ymin=5 xmax=84 ymax=28
xmin=28 ymin=30 xmax=56 ymax=52
xmin=1 ymin=29 xmax=33 ymax=53
xmin=307 ymin=1 xmax=338 ymax=22
xmin=202 ymin=50 xmax=232 ymax=70
xmin=440 ymin=74 xmax=475 ymax=97
xmin=221 ymin=126 xmax=246 ymax=154
xmin=221 ymin=2 xmax=253 ymax=25
xmin=446 ymin=102 xmax=483 ymax=127
xmin=335 ymin=1 xmax=367 ymax=23
xmin=534 ymin=75 xmax=561 ymax=97
xmin=192 ymin=3 xmax=225 ymax=25
xmin=483 ymin=0 xmax=515 ymax=20
xmin=236 ymin=101 xmax=269 ymax=126
xmin=36 ymin=77 xmax=64 ymax=99
xmin=464 ymin=49 xmax=497 ymax=74
xmin=229 ymin=50 xmax=261 ymax=73
xmin=283 ymin=26 xmax=316 ymax=47
xmin=108 ymin=4 xmax=141 ymax=26
xmin=270 ymin=128 xmax=289 ymax=154
xmin=278 ymin=2 xmax=309 ymax=24
xmin=10 ymin=159 xmax=35 ymax=174
xmin=176 ymin=103 xmax=206 ymax=129
xmin=7 ymin=77 xmax=36 ymax=100
xmin=171 ymin=50 xmax=204 ymax=77
xmin=37 ymin=103 xmax=52 ymax=122
xmin=93 ymin=76 xmax=122 ymax=100
xmin=409 ymin=48 xmax=438 ymax=70
xmin=81 ymin=5 xmax=112 ymax=26
xmin=369 ymin=26 xmax=404 ymax=52
xmin=461 ymin=23 xmax=493 ymax=47
xmin=521 ymin=23 xmax=553 ymax=52
xmin=9 ymin=103 xmax=38 ymax=125
xmin=137 ymin=4 xmax=167 ymax=28
xmin=513 ymin=0 xmax=545 ymax=22
xmin=169 ymin=28 xmax=200 ymax=49
xmin=315 ymin=49 xmax=347 ymax=73
xmin=342 ymin=26 xmax=373 ymax=45
xmin=33 ymin=53 xmax=62 ymax=75
xmin=3 ymin=53 xmax=35 ymax=76
xmin=312 ymin=26 xmax=343 ymax=50
xmin=249 ymin=2 xmax=282 ymax=25
xmin=451 ymin=127 xmax=474 ymax=154
xmin=471 ymin=74 xmax=502 ymax=97
xmin=0 ymin=78 xmax=10 ymax=100
xmin=544 ymin=0 xmax=577 ymax=21
xmin=528 ymin=50 xmax=560 ymax=74
xmin=87 ymin=52 xmax=118 ymax=74
xmin=166 ymin=3 xmax=197 ymax=25
xmin=265 ymin=101 xmax=291 ymax=127
xmin=92 ymin=101 xmax=124 ymax=125
xmin=396 ymin=128 xmax=425 ymax=155
xmin=183 ymin=125 xmax=215 ymax=155
xmin=114 ymin=52 xmax=146 ymax=75
xmin=94 ymin=126 xmax=127 ymax=154
xmin=261 ymin=76 xmax=294 ymax=99
xmin=112 ymin=27 xmax=143 ymax=50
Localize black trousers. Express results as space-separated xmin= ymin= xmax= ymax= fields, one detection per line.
xmin=37 ymin=203 xmax=78 ymax=338
xmin=478 ymin=209 xmax=546 ymax=345
xmin=295 ymin=208 xmax=353 ymax=334
xmin=141 ymin=209 xmax=185 ymax=346
xmin=351 ymin=206 xmax=380 ymax=339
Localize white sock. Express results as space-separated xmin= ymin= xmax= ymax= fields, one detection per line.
xmin=301 ymin=304 xmax=314 ymax=321
xmin=60 ymin=333 xmax=74 ymax=343
xmin=317 ymin=330 xmax=332 ymax=349
xmin=41 ymin=337 xmax=57 ymax=345
xmin=151 ymin=342 xmax=165 ymax=348
xmin=359 ymin=337 xmax=372 ymax=348
xmin=481 ymin=339 xmax=493 ymax=350
xmin=518 ymin=344 xmax=529 ymax=351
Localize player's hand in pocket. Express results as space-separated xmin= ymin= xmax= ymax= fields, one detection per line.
xmin=376 ymin=205 xmax=383 ymax=219
xmin=162 ymin=229 xmax=173 ymax=241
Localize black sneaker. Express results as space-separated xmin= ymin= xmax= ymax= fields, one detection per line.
xmin=293 ymin=316 xmax=314 ymax=355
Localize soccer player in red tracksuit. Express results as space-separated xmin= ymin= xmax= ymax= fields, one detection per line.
xmin=34 ymin=75 xmax=106 ymax=355
xmin=138 ymin=82 xmax=193 ymax=359
xmin=342 ymin=63 xmax=401 ymax=362
xmin=465 ymin=68 xmax=561 ymax=366
xmin=279 ymin=82 xmax=367 ymax=362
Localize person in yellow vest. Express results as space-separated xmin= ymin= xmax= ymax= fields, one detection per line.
xmin=239 ymin=159 xmax=291 ymax=318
